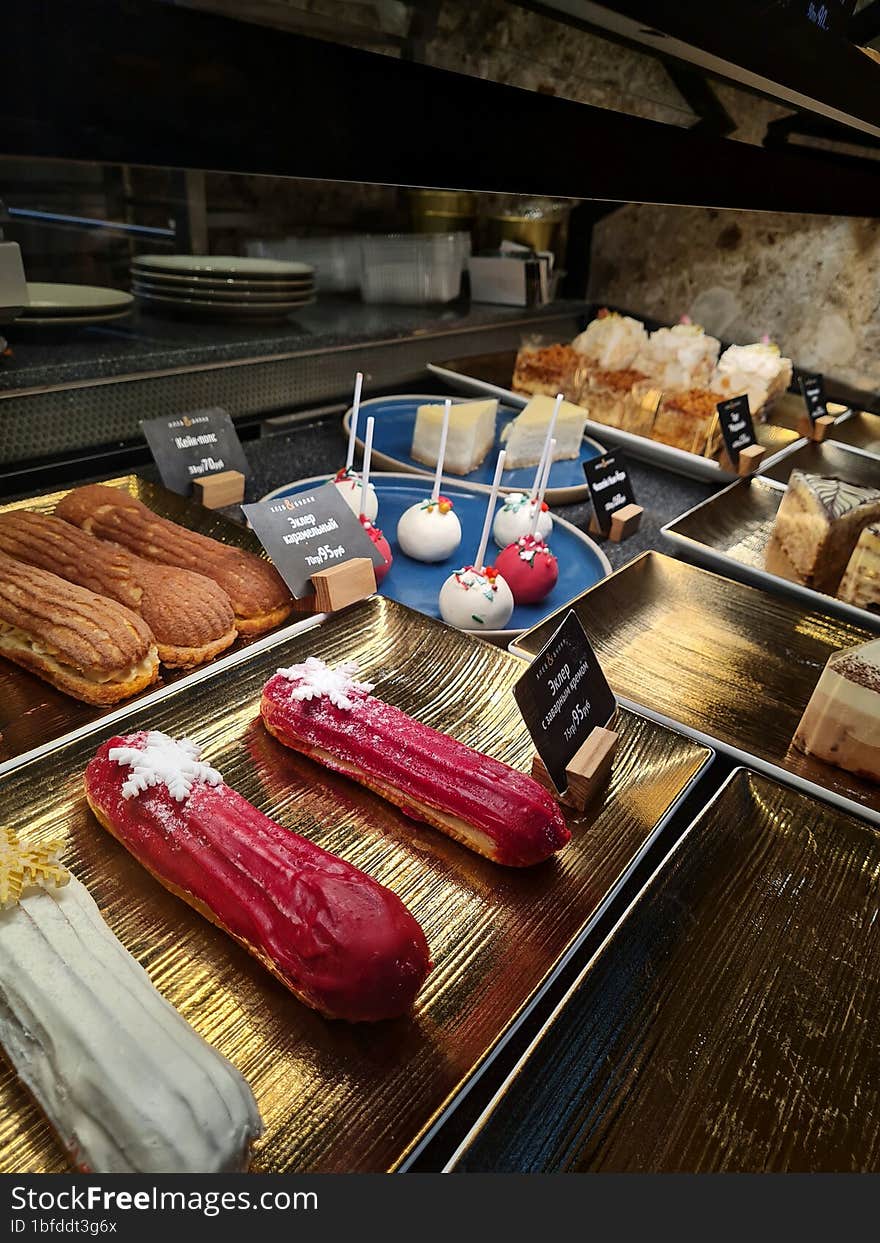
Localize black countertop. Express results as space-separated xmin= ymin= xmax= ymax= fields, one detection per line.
xmin=0 ymin=297 xmax=591 ymax=392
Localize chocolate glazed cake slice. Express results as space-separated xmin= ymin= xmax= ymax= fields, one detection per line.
xmin=772 ymin=472 xmax=880 ymax=594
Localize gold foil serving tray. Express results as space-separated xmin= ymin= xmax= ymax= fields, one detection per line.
xmin=0 ymin=475 xmax=301 ymax=770
xmin=758 ymin=437 xmax=880 ymax=489
xmin=0 ymin=596 xmax=710 ymax=1174
xmin=661 ymin=476 xmax=880 ymax=632
xmin=453 ymin=770 xmax=880 ymax=1172
xmin=512 ymin=552 xmax=878 ymax=823
xmin=828 ymin=409 xmax=880 ymax=458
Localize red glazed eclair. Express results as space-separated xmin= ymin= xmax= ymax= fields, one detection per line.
xmin=260 ymin=658 xmax=571 ymax=867
xmin=84 ymin=731 xmax=431 ymax=1022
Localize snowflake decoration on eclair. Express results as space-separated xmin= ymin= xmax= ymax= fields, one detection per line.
xmin=276 ymin=657 xmax=374 ymax=710
xmin=0 ymin=827 xmax=69 ymax=908
xmin=108 ymin=731 xmax=223 ymax=802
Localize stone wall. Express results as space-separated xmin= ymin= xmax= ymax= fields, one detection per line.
xmin=589 ymin=204 xmax=880 ymax=393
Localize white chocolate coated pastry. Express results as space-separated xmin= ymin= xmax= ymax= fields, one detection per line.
xmin=0 ymin=874 xmax=262 ymax=1172
xmin=492 ymin=492 xmax=552 ymax=548
xmin=396 ymin=497 xmax=462 ymax=563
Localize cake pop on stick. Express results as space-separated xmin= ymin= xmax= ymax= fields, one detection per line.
xmin=495 ymin=438 xmax=559 ymax=605
xmin=396 ymin=398 xmax=463 ymax=563
xmin=357 ymin=416 xmax=392 ymax=582
xmin=334 ymin=371 xmax=379 ymax=521
xmin=492 ymin=392 xmax=560 ymax=548
xmin=439 ymin=450 xmax=514 ymax=631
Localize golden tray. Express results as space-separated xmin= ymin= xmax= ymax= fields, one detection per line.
xmin=758 ymin=437 xmax=880 ymax=488
xmin=661 ymin=475 xmax=880 ymax=632
xmin=0 ymin=475 xmax=306 ymax=773
xmin=826 ymin=408 xmax=880 ymax=457
xmin=512 ymin=552 xmax=878 ymax=825
xmin=0 ymin=595 xmax=711 ymax=1174
xmin=452 ymin=769 xmax=880 ymax=1172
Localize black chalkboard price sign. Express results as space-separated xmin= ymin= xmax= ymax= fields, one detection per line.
xmin=141 ymin=406 xmax=250 ymax=497
xmin=583 ymin=449 xmax=638 ymax=535
xmin=798 ymin=373 xmax=828 ymax=424
xmin=242 ymin=483 xmax=385 ymax=599
xmin=513 ymin=610 xmax=616 ymax=794
xmin=716 ymin=395 xmax=758 ymax=466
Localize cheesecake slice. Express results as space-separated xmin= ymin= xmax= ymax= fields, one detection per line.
xmin=794 ymin=638 xmax=880 ymax=784
xmin=500 ymin=393 xmax=588 ymax=468
xmin=838 ymin=523 xmax=880 ymax=613
xmin=771 ymin=472 xmax=880 ymax=595
xmin=411 ymin=398 xmax=497 ymax=475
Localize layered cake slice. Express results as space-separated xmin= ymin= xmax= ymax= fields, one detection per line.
xmin=651 ymin=388 xmax=722 ymax=454
xmin=411 ymin=398 xmax=497 ymax=475
xmin=838 ymin=523 xmax=880 ymax=613
xmin=771 ymin=472 xmax=880 ymax=594
xmin=511 ymin=343 xmax=583 ymax=400
xmin=794 ymin=638 xmax=880 ymax=784
xmin=500 ymin=393 xmax=588 ymax=468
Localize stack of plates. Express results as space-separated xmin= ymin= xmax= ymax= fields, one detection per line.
xmin=19 ymin=282 xmax=134 ymax=328
xmin=131 ymin=255 xmax=315 ymax=319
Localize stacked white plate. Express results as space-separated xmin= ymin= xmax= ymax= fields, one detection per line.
xmin=131 ymin=255 xmax=316 ymax=319
xmin=19 ymin=282 xmax=134 ymax=327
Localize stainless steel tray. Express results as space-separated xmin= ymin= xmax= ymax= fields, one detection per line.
xmin=662 ymin=476 xmax=880 ymax=633
xmin=450 ymin=768 xmax=880 ymax=1172
xmin=512 ymin=552 xmax=878 ymax=825
xmin=427 ymin=350 xmax=805 ymax=484
xmin=0 ymin=595 xmax=712 ymax=1173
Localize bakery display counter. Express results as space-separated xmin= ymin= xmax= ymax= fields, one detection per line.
xmin=0 ymin=594 xmax=711 ymax=1173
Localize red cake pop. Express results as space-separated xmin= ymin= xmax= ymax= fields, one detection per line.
xmin=494 ymin=533 xmax=558 ymax=604
xmin=360 ymin=515 xmax=392 ymax=582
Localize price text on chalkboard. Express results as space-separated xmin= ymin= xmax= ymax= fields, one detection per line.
xmin=513 ymin=610 xmax=616 ymax=793
xmin=716 ymin=395 xmax=757 ymax=466
xmin=142 ymin=407 xmax=250 ymax=497
xmin=242 ymin=484 xmax=385 ymax=599
xmin=583 ymin=449 xmax=638 ymax=534
xmin=798 ymin=373 xmax=828 ymax=423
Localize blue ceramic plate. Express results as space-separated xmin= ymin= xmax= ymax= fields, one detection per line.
xmin=262 ymin=472 xmax=612 ymax=641
xmin=342 ymin=394 xmax=605 ymax=505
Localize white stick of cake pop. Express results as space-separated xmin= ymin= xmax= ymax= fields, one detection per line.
xmin=359 ymin=415 xmax=375 ymax=521
xmin=432 ymin=399 xmax=451 ymax=503
xmin=345 ymin=371 xmax=364 ymax=471
xmin=531 ymin=392 xmax=563 ymax=498
xmin=529 ymin=438 xmax=555 ymax=537
xmin=474 ymin=449 xmax=507 ymax=573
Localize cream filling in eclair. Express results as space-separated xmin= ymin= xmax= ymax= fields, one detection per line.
xmin=0 ymin=622 xmax=157 ymax=685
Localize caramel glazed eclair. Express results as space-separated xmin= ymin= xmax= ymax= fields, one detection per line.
xmin=0 ymin=552 xmax=159 ymax=704
xmin=0 ymin=511 xmax=237 ymax=668
xmin=56 ymin=485 xmax=294 ymax=636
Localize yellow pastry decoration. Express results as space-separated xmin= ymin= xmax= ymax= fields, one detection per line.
xmin=0 ymin=827 xmax=69 ymax=908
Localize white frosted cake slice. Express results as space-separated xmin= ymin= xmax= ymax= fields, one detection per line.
xmin=794 ymin=637 xmax=880 ymax=784
xmin=771 ymin=472 xmax=880 ymax=594
xmin=712 ymin=341 xmax=793 ymax=417
xmin=838 ymin=523 xmax=880 ymax=613
xmin=412 ymin=399 xmax=497 ymax=475
xmin=500 ymin=394 xmax=588 ymax=468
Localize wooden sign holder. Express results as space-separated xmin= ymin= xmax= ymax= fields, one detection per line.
xmin=531 ymin=724 xmax=618 ymax=811
xmin=310 ymin=557 xmax=376 ymax=612
xmin=589 ymin=502 xmax=644 ymax=543
xmin=797 ymin=413 xmax=836 ymax=442
xmin=193 ymin=469 xmax=245 ymax=509
xmin=719 ymin=443 xmax=766 ymax=476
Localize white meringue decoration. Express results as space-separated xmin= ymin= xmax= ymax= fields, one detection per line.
xmin=438 ymin=567 xmax=514 ymax=631
xmin=397 ymin=498 xmax=462 ymax=563
xmin=492 ymin=492 xmax=553 ymax=549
